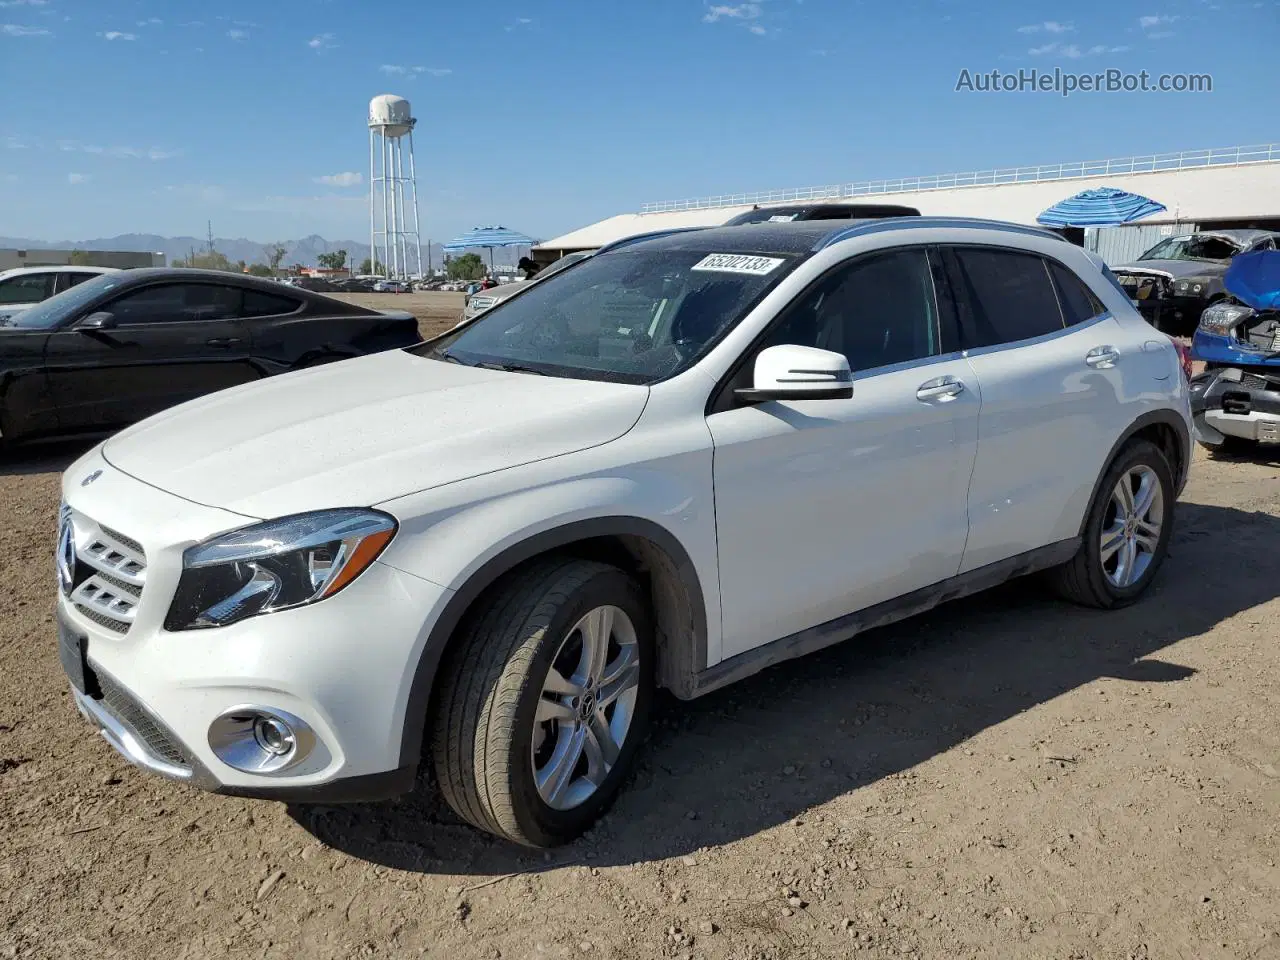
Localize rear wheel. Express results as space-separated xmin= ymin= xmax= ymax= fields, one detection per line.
xmin=431 ymin=558 xmax=652 ymax=847
xmin=1048 ymin=439 xmax=1175 ymax=609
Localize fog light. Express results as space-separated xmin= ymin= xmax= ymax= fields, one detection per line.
xmin=209 ymin=707 xmax=314 ymax=774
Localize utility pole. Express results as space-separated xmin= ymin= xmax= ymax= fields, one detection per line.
xmin=206 ymin=220 xmax=215 ymax=255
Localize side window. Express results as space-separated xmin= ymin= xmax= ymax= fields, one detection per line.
xmin=949 ymin=248 xmax=1064 ymax=349
xmin=241 ymin=289 xmax=302 ymax=318
xmin=105 ymin=283 xmax=241 ymax=325
xmin=57 ymin=271 xmax=99 ymax=294
xmin=758 ymin=248 xmax=940 ymax=373
xmin=0 ymin=272 xmax=55 ymax=305
xmin=1048 ymin=261 xmax=1106 ymax=326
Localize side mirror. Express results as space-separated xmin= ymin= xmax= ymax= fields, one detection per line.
xmin=735 ymin=344 xmax=853 ymax=403
xmin=76 ymin=311 xmax=117 ymax=331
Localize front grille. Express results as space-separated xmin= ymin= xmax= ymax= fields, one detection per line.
xmin=1242 ymin=373 xmax=1275 ymax=392
xmin=60 ymin=510 xmax=148 ymax=634
xmin=95 ymin=671 xmax=190 ymax=769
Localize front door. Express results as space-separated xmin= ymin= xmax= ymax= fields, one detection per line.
xmin=45 ymin=281 xmax=259 ymax=432
xmin=708 ymin=247 xmax=980 ymax=660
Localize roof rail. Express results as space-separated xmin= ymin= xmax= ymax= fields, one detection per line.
xmin=595 ymin=226 xmax=708 ymax=254
xmin=814 ymin=216 xmax=1068 ymax=250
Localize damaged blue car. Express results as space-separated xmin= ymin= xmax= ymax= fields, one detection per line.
xmin=1190 ymin=249 xmax=1280 ymax=454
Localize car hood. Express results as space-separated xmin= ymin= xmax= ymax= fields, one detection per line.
xmin=101 ymin=349 xmax=650 ymax=519
xmin=1111 ymin=259 xmax=1227 ymax=280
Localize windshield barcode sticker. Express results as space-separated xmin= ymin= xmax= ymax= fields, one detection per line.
xmin=691 ymin=254 xmax=785 ymax=276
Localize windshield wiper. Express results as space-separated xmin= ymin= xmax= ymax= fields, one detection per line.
xmin=427 ymin=347 xmax=466 ymax=364
xmin=474 ymin=361 xmax=547 ymax=376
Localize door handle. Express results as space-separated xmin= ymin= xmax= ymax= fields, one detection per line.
xmin=1085 ymin=346 xmax=1120 ymax=368
xmin=916 ymin=376 xmax=965 ymax=402
xmin=206 ymin=337 xmax=242 ymax=348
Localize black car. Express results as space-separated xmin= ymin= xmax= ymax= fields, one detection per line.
xmin=1110 ymin=229 xmax=1280 ymax=335
xmin=0 ymin=268 xmax=421 ymax=447
xmin=723 ymin=202 xmax=921 ymax=226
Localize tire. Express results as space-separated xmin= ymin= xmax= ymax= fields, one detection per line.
xmin=431 ymin=558 xmax=653 ymax=847
xmin=1048 ymin=439 xmax=1175 ymax=609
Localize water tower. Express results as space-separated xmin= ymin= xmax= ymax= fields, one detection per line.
xmin=368 ymin=94 xmax=423 ymax=279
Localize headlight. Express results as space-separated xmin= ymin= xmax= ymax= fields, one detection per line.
xmin=164 ymin=509 xmax=397 ymax=631
xmin=1174 ymin=277 xmax=1213 ymax=297
xmin=1198 ymin=301 xmax=1255 ymax=336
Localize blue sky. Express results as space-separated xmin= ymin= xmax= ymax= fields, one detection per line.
xmin=1 ymin=0 xmax=1275 ymax=245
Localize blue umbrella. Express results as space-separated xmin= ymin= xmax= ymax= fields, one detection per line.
xmin=1036 ymin=187 xmax=1167 ymax=228
xmin=1224 ymin=250 xmax=1280 ymax=311
xmin=443 ymin=225 xmax=535 ymax=270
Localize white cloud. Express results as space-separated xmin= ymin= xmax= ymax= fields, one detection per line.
xmin=703 ymin=3 xmax=763 ymax=21
xmin=2 ymin=22 xmax=51 ymax=35
xmin=308 ymin=32 xmax=336 ymax=50
xmin=1028 ymin=42 xmax=1058 ymax=55
xmin=55 ymin=139 xmax=179 ymax=160
xmin=1018 ymin=20 xmax=1074 ymax=34
xmin=67 ymin=173 xmax=89 ymax=184
xmin=1059 ymin=43 xmax=1083 ymax=58
xmin=1088 ymin=44 xmax=1130 ymax=54
xmin=379 ymin=63 xmax=409 ymax=75
xmin=414 ymin=65 xmax=451 ymax=76
xmin=136 ymin=18 xmax=162 ymax=26
xmin=1139 ymin=14 xmax=1179 ymax=27
xmin=0 ymin=0 xmax=50 ymax=7
xmin=2 ymin=173 xmax=18 ymax=184
xmin=504 ymin=16 xmax=533 ymax=31
xmin=101 ymin=31 xmax=137 ymax=41
xmin=747 ymin=23 xmax=767 ymax=34
xmin=313 ymin=172 xmax=362 ymax=187
xmin=226 ymin=28 xmax=247 ymax=40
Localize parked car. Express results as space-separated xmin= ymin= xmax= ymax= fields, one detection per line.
xmin=0 ymin=265 xmax=120 ymax=324
xmin=1110 ymin=229 xmax=1279 ymax=335
xmin=1189 ymin=249 xmax=1280 ymax=455
xmin=0 ymin=268 xmax=420 ymax=446
xmin=723 ymin=202 xmax=922 ymax=225
xmin=55 ymin=218 xmax=1189 ymax=848
xmin=373 ymin=279 xmax=411 ymax=293
xmin=460 ymin=251 xmax=594 ymax=323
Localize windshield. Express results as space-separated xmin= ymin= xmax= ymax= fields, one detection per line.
xmin=4 ymin=272 xmax=132 ymax=330
xmin=415 ymin=247 xmax=801 ymax=384
xmin=1138 ymin=235 xmax=1242 ymax=264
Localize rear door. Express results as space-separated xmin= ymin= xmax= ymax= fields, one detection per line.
xmin=944 ymin=245 xmax=1129 ymax=572
xmin=45 ymin=281 xmax=259 ymax=432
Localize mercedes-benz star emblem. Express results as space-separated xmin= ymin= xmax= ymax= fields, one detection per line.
xmin=56 ymin=517 xmax=76 ymax=595
xmin=80 ymin=470 xmax=103 ymax=487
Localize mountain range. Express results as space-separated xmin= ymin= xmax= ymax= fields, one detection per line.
xmin=0 ymin=234 xmax=526 ymax=270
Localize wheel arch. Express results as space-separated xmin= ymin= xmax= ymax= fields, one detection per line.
xmin=1077 ymin=409 xmax=1190 ymax=540
xmin=395 ymin=516 xmax=709 ymax=771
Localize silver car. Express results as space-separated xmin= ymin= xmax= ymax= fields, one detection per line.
xmin=459 ymin=252 xmax=594 ymax=324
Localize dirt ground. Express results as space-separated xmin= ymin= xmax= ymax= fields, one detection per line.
xmin=329 ymin=290 xmax=466 ymax=341
xmin=2 ymin=433 xmax=1279 ymax=958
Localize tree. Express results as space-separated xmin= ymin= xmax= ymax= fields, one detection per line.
xmin=246 ymin=263 xmax=274 ymax=277
xmin=67 ymin=249 xmax=93 ymax=266
xmin=358 ymin=257 xmax=385 ymax=276
xmin=446 ymin=252 xmax=486 ymax=282
xmin=172 ymin=250 xmax=239 ymax=272
xmin=317 ymin=249 xmax=348 ymax=272
xmin=265 ymin=243 xmax=289 ymax=273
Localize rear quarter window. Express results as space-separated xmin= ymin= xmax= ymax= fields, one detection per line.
xmin=948 ymin=247 xmax=1065 ymax=349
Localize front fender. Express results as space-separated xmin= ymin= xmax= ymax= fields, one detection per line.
xmin=376 ymin=469 xmax=720 ymax=771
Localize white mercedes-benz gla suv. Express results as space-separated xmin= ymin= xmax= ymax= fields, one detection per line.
xmin=56 ymin=218 xmax=1191 ymax=847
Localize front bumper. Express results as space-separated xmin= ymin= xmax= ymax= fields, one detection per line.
xmin=1189 ymin=366 xmax=1280 ymax=444
xmin=56 ymin=448 xmax=451 ymax=803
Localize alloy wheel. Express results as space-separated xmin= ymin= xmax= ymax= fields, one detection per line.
xmin=531 ymin=604 xmax=641 ymax=811
xmin=1099 ymin=464 xmax=1165 ymax=589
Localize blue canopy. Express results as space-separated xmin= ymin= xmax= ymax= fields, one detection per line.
xmin=1224 ymin=250 xmax=1280 ymax=311
xmin=442 ymin=226 xmax=534 ymax=251
xmin=1036 ymin=187 xmax=1167 ymax=228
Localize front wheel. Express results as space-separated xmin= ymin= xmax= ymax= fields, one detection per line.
xmin=1048 ymin=439 xmax=1175 ymax=609
xmin=431 ymin=558 xmax=652 ymax=847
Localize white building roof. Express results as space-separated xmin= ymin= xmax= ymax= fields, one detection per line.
xmin=534 ymin=143 xmax=1280 ymax=253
